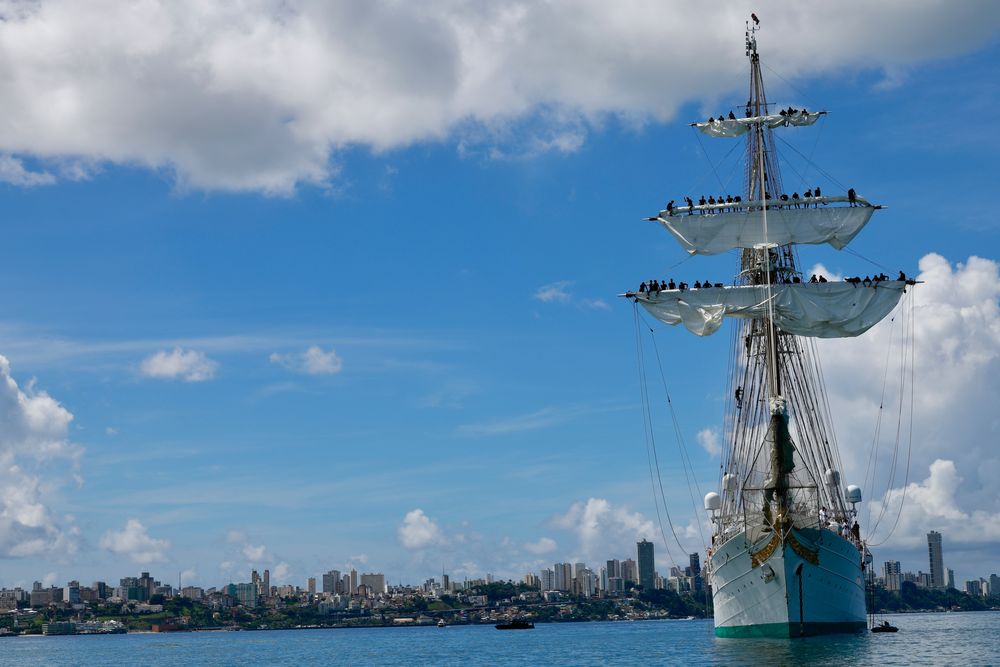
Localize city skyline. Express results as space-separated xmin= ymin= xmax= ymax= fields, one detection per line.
xmin=0 ymin=3 xmax=998 ymax=588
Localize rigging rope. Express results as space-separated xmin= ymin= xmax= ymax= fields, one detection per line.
xmin=647 ymin=326 xmax=709 ymax=550
xmin=633 ymin=303 xmax=687 ymax=566
xmin=868 ymin=292 xmax=916 ymax=547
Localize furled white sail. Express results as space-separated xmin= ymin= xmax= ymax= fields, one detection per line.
xmin=656 ymin=201 xmax=875 ymax=255
xmin=694 ymin=111 xmax=824 ymax=138
xmin=636 ymin=281 xmax=905 ymax=338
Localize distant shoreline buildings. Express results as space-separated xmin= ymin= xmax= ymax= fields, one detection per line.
xmin=876 ymin=530 xmax=996 ymax=598
xmin=0 ymin=529 xmax=996 ymax=623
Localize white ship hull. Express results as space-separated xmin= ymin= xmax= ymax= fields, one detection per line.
xmin=708 ymin=526 xmax=866 ymax=637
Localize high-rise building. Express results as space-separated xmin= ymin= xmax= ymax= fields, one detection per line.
xmin=688 ymin=553 xmax=701 ymax=577
xmin=235 ymin=582 xmax=258 ymax=607
xmin=360 ymin=573 xmax=386 ymax=595
xmin=606 ymin=559 xmax=620 ymax=579
xmin=946 ymin=568 xmax=955 ymax=590
xmin=322 ymin=570 xmax=341 ymax=594
xmin=263 ymin=570 xmax=270 ymax=599
xmin=621 ymin=559 xmax=637 ymax=585
xmin=637 ymin=540 xmax=655 ymax=591
xmin=307 ymin=577 xmax=316 ymax=596
xmin=927 ymin=531 xmax=945 ymax=589
xmin=883 ymin=560 xmax=902 ymax=592
xmin=553 ymin=563 xmax=573 ymax=592
xmin=64 ymin=582 xmax=80 ymax=605
xmin=990 ymin=574 xmax=1000 ymax=597
xmin=540 ymin=568 xmax=554 ymax=592
xmin=341 ymin=574 xmax=351 ymax=596
xmin=350 ymin=569 xmax=358 ymax=595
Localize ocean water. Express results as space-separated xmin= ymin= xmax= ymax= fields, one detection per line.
xmin=2 ymin=612 xmax=998 ymax=666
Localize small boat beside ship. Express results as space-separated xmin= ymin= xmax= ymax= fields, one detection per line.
xmin=495 ymin=620 xmax=533 ymax=630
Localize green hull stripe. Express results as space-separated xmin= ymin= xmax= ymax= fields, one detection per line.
xmin=715 ymin=621 xmax=867 ymax=638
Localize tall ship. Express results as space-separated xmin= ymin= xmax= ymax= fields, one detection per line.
xmin=627 ymin=17 xmax=915 ymax=637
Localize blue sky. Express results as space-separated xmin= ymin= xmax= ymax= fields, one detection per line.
xmin=0 ymin=2 xmax=998 ymax=589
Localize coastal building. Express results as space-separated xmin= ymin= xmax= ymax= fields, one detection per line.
xmin=947 ymin=569 xmax=955 ymax=590
xmin=234 ymin=582 xmax=258 ymax=607
xmin=181 ymin=586 xmax=204 ymax=600
xmin=361 ymin=573 xmax=387 ymax=595
xmin=307 ymin=577 xmax=316 ymax=597
xmin=621 ymin=559 xmax=637 ymax=586
xmin=323 ymin=570 xmax=341 ymax=594
xmin=65 ymin=581 xmax=81 ymax=605
xmin=554 ymin=563 xmax=572 ymax=592
xmin=637 ymin=540 xmax=655 ymax=591
xmin=883 ymin=561 xmax=902 ymax=592
xmin=990 ymin=574 xmax=1000 ymax=596
xmin=540 ymin=568 xmax=554 ymax=592
xmin=350 ymin=569 xmax=358 ymax=595
xmin=927 ymin=531 xmax=945 ymax=589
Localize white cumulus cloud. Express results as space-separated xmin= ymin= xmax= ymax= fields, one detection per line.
xmin=697 ymin=427 xmax=722 ymax=457
xmin=0 ymin=2 xmax=994 ymax=193
xmin=0 ymin=355 xmax=80 ymax=559
xmin=272 ymin=561 xmax=290 ymax=581
xmin=817 ymin=253 xmax=1000 ymax=557
xmin=99 ymin=519 xmax=170 ymax=564
xmin=269 ymin=346 xmax=343 ymax=375
xmin=523 ymin=537 xmax=557 ymax=555
xmin=0 ymin=155 xmax=55 ymax=186
xmin=534 ymin=281 xmax=573 ymax=304
xmin=242 ymin=543 xmax=267 ymax=562
xmin=551 ymin=498 xmax=657 ymax=564
xmin=140 ymin=347 xmax=218 ymax=382
xmin=398 ymin=508 xmax=444 ymax=549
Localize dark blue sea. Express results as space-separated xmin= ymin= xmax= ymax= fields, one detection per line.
xmin=2 ymin=612 xmax=998 ymax=666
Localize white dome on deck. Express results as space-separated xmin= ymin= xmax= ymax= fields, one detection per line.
xmin=704 ymin=492 xmax=721 ymax=511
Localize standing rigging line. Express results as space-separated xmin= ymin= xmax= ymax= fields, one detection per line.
xmin=692 ymin=126 xmax=743 ymax=194
xmin=632 ymin=304 xmax=687 ymax=566
xmin=646 ymin=326 xmax=709 ymax=550
xmin=868 ymin=293 xmax=917 ymax=546
xmin=869 ymin=295 xmax=910 ymax=536
xmin=861 ymin=314 xmax=899 ymax=528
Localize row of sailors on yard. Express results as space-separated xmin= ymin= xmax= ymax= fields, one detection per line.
xmin=659 ymin=187 xmax=864 ymax=217
xmin=638 ymin=270 xmax=907 ymax=293
xmin=705 ymin=107 xmax=811 ymax=123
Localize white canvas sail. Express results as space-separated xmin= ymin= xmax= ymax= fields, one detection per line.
xmin=694 ymin=111 xmax=824 ymax=138
xmin=637 ymin=281 xmax=905 ymax=338
xmin=656 ymin=202 xmax=875 ymax=255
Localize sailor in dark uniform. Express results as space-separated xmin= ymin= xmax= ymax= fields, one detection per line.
xmin=686 ymin=197 xmax=694 ymax=214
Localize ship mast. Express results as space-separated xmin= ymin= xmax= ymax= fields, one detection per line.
xmin=632 ymin=15 xmax=906 ymax=538
xmin=743 ymin=20 xmax=793 ymax=524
